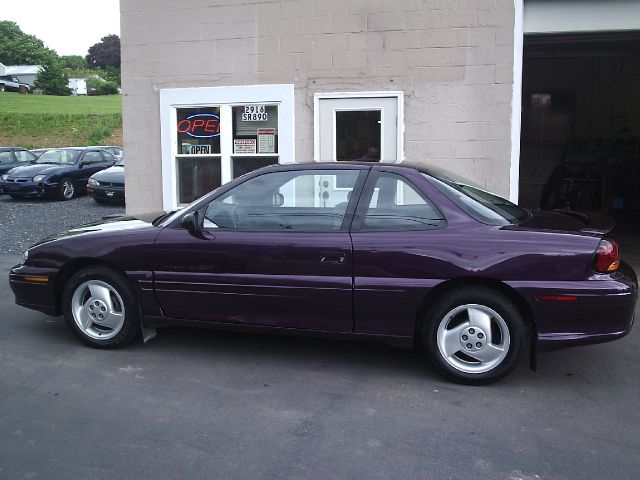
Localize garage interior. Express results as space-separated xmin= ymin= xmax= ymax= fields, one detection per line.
xmin=519 ymin=31 xmax=640 ymax=233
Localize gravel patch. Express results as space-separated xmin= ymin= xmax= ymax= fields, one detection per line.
xmin=0 ymin=194 xmax=125 ymax=254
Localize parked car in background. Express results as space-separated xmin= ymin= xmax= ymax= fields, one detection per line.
xmin=87 ymin=146 xmax=123 ymax=160
xmin=8 ymin=163 xmax=638 ymax=384
xmin=29 ymin=148 xmax=51 ymax=158
xmin=87 ymin=156 xmax=125 ymax=204
xmin=0 ymin=75 xmax=32 ymax=93
xmin=2 ymin=147 xmax=116 ymax=200
xmin=0 ymin=147 xmax=38 ymax=194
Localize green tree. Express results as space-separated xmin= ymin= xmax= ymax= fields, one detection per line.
xmin=60 ymin=55 xmax=87 ymax=70
xmin=86 ymin=34 xmax=121 ymax=70
xmin=35 ymin=60 xmax=70 ymax=95
xmin=0 ymin=20 xmax=57 ymax=65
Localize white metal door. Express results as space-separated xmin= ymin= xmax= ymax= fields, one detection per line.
xmin=317 ymin=96 xmax=399 ymax=206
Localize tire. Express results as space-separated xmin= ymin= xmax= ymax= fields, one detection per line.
xmin=9 ymin=194 xmax=22 ymax=199
xmin=62 ymin=266 xmax=140 ymax=348
xmin=423 ymin=287 xmax=525 ymax=385
xmin=58 ymin=177 xmax=75 ymax=200
xmin=0 ymin=84 xmax=5 ymax=92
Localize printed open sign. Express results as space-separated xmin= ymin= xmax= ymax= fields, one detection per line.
xmin=190 ymin=144 xmax=211 ymax=154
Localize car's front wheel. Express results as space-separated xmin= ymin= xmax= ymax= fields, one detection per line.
xmin=424 ymin=287 xmax=525 ymax=385
xmin=62 ymin=266 xmax=139 ymax=348
xmin=58 ymin=178 xmax=75 ymax=200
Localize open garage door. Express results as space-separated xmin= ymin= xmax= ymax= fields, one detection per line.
xmin=519 ymin=31 xmax=640 ymax=232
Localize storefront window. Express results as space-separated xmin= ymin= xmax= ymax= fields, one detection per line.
xmin=161 ymin=84 xmax=294 ymax=210
xmin=176 ymin=107 xmax=221 ymax=155
xmin=232 ymin=156 xmax=278 ymax=178
xmin=177 ymin=156 xmax=221 ymax=204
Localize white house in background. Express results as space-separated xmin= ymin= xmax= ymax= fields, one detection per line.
xmin=68 ymin=77 xmax=87 ymax=95
xmin=4 ymin=65 xmax=42 ymax=86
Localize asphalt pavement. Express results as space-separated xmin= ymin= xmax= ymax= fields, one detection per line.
xmin=1 ymin=253 xmax=639 ymax=480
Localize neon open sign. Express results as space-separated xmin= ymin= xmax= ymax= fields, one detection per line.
xmin=177 ymin=113 xmax=220 ymax=138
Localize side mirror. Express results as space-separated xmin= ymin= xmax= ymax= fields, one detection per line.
xmin=273 ymin=192 xmax=284 ymax=207
xmin=181 ymin=212 xmax=199 ymax=231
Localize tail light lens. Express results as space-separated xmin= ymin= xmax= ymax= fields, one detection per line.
xmin=593 ymin=238 xmax=620 ymax=273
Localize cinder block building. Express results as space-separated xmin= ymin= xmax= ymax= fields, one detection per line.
xmin=121 ymin=0 xmax=640 ymax=225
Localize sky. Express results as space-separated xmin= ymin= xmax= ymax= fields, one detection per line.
xmin=2 ymin=0 xmax=120 ymax=57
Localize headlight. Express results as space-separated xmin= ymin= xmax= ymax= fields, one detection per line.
xmin=88 ymin=178 xmax=100 ymax=186
xmin=1 ymin=174 xmax=7 ymax=182
xmin=22 ymin=249 xmax=29 ymax=263
xmin=33 ymin=174 xmax=46 ymax=182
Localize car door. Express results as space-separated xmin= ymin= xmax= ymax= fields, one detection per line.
xmin=77 ymin=150 xmax=108 ymax=185
xmin=350 ymin=168 xmax=448 ymax=337
xmin=153 ymin=166 xmax=369 ymax=332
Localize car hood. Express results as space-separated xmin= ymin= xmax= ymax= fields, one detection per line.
xmin=31 ymin=212 xmax=165 ymax=248
xmin=512 ymin=209 xmax=615 ymax=236
xmin=91 ymin=165 xmax=124 ymax=183
xmin=7 ymin=163 xmax=70 ymax=178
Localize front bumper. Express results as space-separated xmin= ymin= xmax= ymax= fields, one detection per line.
xmin=87 ymin=185 xmax=125 ymax=201
xmin=3 ymin=180 xmax=58 ymax=197
xmin=9 ymin=264 xmax=60 ymax=316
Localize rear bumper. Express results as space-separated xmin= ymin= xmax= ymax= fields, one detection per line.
xmin=511 ymin=262 xmax=638 ymax=352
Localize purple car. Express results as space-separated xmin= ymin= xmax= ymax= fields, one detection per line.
xmin=9 ymin=163 xmax=638 ymax=384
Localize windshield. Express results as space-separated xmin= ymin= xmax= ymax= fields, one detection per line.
xmin=36 ymin=150 xmax=81 ymax=165
xmin=423 ymin=170 xmax=529 ymax=225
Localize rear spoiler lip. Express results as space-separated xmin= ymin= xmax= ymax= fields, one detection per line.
xmin=552 ymin=209 xmax=615 ymax=235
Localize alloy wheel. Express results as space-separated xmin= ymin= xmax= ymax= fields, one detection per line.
xmin=436 ymin=303 xmax=511 ymax=374
xmin=70 ymin=280 xmax=126 ymax=340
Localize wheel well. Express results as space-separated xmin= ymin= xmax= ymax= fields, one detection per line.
xmin=54 ymin=259 xmax=128 ymax=314
xmin=414 ymin=277 xmax=536 ymax=343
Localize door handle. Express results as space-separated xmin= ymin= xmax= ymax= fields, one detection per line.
xmin=320 ymin=252 xmax=346 ymax=264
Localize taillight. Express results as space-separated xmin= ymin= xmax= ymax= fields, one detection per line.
xmin=593 ymin=238 xmax=620 ymax=273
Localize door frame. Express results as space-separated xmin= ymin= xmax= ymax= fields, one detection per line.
xmin=313 ymin=91 xmax=404 ymax=164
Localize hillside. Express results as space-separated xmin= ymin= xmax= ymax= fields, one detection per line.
xmin=0 ymin=93 xmax=123 ymax=148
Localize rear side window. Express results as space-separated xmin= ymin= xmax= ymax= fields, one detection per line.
xmin=358 ymin=173 xmax=446 ymax=231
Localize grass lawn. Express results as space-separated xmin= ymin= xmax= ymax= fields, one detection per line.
xmin=0 ymin=92 xmax=123 ymax=148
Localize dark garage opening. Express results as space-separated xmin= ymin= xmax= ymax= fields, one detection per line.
xmin=519 ymin=32 xmax=640 ymax=233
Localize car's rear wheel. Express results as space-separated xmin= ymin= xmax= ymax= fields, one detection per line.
xmin=62 ymin=266 xmax=139 ymax=348
xmin=58 ymin=178 xmax=75 ymax=200
xmin=423 ymin=287 xmax=524 ymax=385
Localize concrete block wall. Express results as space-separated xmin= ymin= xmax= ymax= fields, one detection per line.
xmin=121 ymin=0 xmax=516 ymax=213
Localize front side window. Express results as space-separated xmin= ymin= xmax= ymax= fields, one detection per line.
xmin=202 ymin=169 xmax=360 ymax=232
xmin=82 ymin=151 xmax=103 ymax=164
xmin=359 ymin=173 xmax=446 ymax=231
